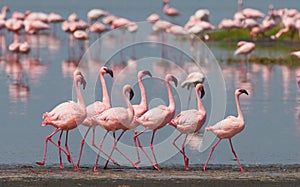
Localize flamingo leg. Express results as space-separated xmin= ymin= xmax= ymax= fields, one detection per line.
xmin=58 ymin=130 xmax=64 ymax=169
xmin=64 ymin=131 xmax=78 ymax=170
xmin=91 ymin=127 xmax=99 ymax=149
xmin=134 ymin=129 xmax=160 ymax=171
xmin=203 ymin=138 xmax=222 ymax=171
xmin=133 ymin=130 xmax=141 ymax=165
xmin=36 ymin=128 xmax=70 ymax=166
xmin=104 ymin=131 xmax=139 ymax=169
xmin=172 ymin=133 xmax=189 ymax=170
xmin=150 ymin=130 xmax=159 ymax=168
xmin=93 ymin=131 xmax=109 ymax=172
xmin=229 ymin=139 xmax=244 ymax=172
xmin=77 ymin=127 xmax=91 ymax=167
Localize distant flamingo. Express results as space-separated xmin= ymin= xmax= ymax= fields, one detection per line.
xmin=93 ymin=85 xmax=139 ymax=172
xmin=169 ymin=83 xmax=206 ymax=170
xmin=181 ymin=72 xmax=205 ymax=108
xmin=77 ymin=66 xmax=114 ymax=167
xmin=87 ymin=9 xmax=109 ymax=25
xmin=0 ymin=6 xmax=9 ymax=20
xmin=163 ymin=0 xmax=180 ymax=18
xmin=203 ymin=89 xmax=249 ymax=172
xmin=234 ymin=41 xmax=255 ymax=63
xmin=134 ymin=74 xmax=178 ymax=171
xmin=36 ymin=71 xmax=87 ymax=170
xmin=103 ymin=70 xmax=152 ymax=168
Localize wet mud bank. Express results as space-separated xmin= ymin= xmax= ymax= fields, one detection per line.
xmin=1 ymin=165 xmax=300 ymax=187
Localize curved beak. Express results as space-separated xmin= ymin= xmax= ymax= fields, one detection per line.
xmin=107 ymin=69 xmax=114 ymax=78
xmin=200 ymin=89 xmax=205 ymax=99
xmin=240 ymin=89 xmax=248 ymax=95
xmin=81 ymin=77 xmax=87 ymax=89
xmin=129 ymin=88 xmax=134 ymax=100
xmin=171 ymin=76 xmax=178 ymax=87
xmin=143 ymin=70 xmax=152 ymax=77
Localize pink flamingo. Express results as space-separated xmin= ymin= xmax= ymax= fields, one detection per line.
xmin=169 ymin=83 xmax=206 ymax=170
xmin=93 ymin=84 xmax=138 ymax=172
xmin=163 ymin=0 xmax=180 ymax=18
xmin=134 ymin=74 xmax=178 ymax=171
xmin=203 ymin=89 xmax=248 ymax=172
xmin=234 ymin=41 xmax=255 ymax=63
xmin=36 ymin=71 xmax=87 ymax=170
xmin=103 ymin=70 xmax=152 ymax=168
xmin=77 ymin=66 xmax=114 ymax=167
xmin=0 ymin=6 xmax=9 ymax=20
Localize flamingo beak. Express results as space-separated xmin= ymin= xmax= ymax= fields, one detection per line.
xmin=143 ymin=70 xmax=152 ymax=77
xmin=171 ymin=76 xmax=178 ymax=87
xmin=107 ymin=69 xmax=114 ymax=78
xmin=240 ymin=89 xmax=248 ymax=95
xmin=81 ymin=77 xmax=87 ymax=89
xmin=129 ymin=88 xmax=134 ymax=100
xmin=200 ymin=89 xmax=205 ymax=99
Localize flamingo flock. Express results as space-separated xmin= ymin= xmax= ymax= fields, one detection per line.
xmin=37 ymin=66 xmax=249 ymax=172
xmin=2 ymin=0 xmax=297 ymax=173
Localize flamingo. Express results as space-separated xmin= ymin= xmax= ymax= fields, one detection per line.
xmin=181 ymin=72 xmax=205 ymax=108
xmin=163 ymin=0 xmax=180 ymax=18
xmin=134 ymin=74 xmax=178 ymax=171
xmin=36 ymin=71 xmax=87 ymax=170
xmin=169 ymin=83 xmax=206 ymax=170
xmin=234 ymin=41 xmax=255 ymax=63
xmin=93 ymin=84 xmax=139 ymax=172
xmin=103 ymin=70 xmax=152 ymax=168
xmin=77 ymin=66 xmax=114 ymax=167
xmin=203 ymin=89 xmax=249 ymax=172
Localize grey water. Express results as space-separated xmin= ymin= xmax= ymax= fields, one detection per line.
xmin=0 ymin=0 xmax=300 ymax=169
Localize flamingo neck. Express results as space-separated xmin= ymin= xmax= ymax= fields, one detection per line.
xmin=235 ymin=94 xmax=243 ymax=120
xmin=166 ymin=80 xmax=175 ymax=112
xmin=74 ymin=77 xmax=85 ymax=108
xmin=138 ymin=77 xmax=147 ymax=109
xmin=196 ymin=89 xmax=205 ymax=114
xmin=124 ymin=91 xmax=134 ymax=121
xmin=100 ymin=72 xmax=110 ymax=107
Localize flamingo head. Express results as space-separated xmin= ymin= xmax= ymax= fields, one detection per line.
xmin=166 ymin=74 xmax=178 ymax=87
xmin=74 ymin=71 xmax=86 ymax=89
xmin=196 ymin=83 xmax=205 ymax=99
xmin=124 ymin=84 xmax=134 ymax=100
xmin=100 ymin=66 xmax=113 ymax=77
xmin=138 ymin=70 xmax=152 ymax=79
xmin=236 ymin=89 xmax=249 ymax=96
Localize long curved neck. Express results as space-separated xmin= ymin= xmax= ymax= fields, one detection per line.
xmin=166 ymin=80 xmax=175 ymax=111
xmin=196 ymin=89 xmax=205 ymax=113
xmin=138 ymin=77 xmax=147 ymax=108
xmin=235 ymin=94 xmax=243 ymax=119
xmin=74 ymin=77 xmax=85 ymax=108
xmin=100 ymin=73 xmax=110 ymax=107
xmin=124 ymin=92 xmax=134 ymax=119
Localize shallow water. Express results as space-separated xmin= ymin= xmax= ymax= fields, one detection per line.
xmin=0 ymin=0 xmax=300 ymax=169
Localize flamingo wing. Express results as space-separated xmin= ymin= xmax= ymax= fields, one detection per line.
xmin=137 ymin=106 xmax=170 ymax=130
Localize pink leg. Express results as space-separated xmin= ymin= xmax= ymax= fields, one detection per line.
xmin=90 ymin=127 xmax=119 ymax=166
xmin=172 ymin=133 xmax=189 ymax=170
xmin=36 ymin=128 xmax=70 ymax=166
xmin=58 ymin=131 xmax=64 ymax=169
xmin=93 ymin=131 xmax=109 ymax=172
xmin=150 ymin=130 xmax=159 ymax=168
xmin=229 ymin=139 xmax=244 ymax=172
xmin=104 ymin=131 xmax=139 ymax=169
xmin=203 ymin=138 xmax=222 ymax=171
xmin=64 ymin=131 xmax=78 ymax=170
xmin=77 ymin=127 xmax=91 ymax=167
xmin=134 ymin=129 xmax=160 ymax=171
xmin=133 ymin=130 xmax=141 ymax=165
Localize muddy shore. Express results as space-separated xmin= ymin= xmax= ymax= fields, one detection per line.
xmin=1 ymin=165 xmax=300 ymax=187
